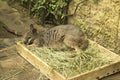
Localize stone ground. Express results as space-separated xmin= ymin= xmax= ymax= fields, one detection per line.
xmin=0 ymin=0 xmax=120 ymax=80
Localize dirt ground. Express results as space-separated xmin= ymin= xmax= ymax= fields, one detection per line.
xmin=0 ymin=0 xmax=120 ymax=80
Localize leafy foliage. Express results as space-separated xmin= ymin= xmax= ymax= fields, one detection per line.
xmin=21 ymin=0 xmax=71 ymax=25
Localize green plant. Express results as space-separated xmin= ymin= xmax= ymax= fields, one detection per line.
xmin=21 ymin=0 xmax=71 ymax=25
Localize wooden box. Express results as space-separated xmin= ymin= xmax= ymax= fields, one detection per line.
xmin=16 ymin=40 xmax=120 ymax=80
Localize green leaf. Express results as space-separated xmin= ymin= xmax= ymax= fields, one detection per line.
xmin=61 ymin=14 xmax=65 ymax=19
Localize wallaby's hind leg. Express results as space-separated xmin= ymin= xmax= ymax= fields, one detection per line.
xmin=63 ymin=35 xmax=80 ymax=51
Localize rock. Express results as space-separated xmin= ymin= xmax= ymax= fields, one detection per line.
xmin=0 ymin=1 xmax=36 ymax=36
xmin=0 ymin=22 xmax=15 ymax=38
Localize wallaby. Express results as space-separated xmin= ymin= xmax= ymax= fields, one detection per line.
xmin=23 ymin=24 xmax=89 ymax=51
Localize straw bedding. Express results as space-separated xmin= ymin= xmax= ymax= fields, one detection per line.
xmin=26 ymin=42 xmax=114 ymax=77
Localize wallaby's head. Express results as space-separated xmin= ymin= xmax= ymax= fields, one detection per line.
xmin=23 ymin=24 xmax=37 ymax=45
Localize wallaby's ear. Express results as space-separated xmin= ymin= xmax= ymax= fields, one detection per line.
xmin=30 ymin=24 xmax=37 ymax=33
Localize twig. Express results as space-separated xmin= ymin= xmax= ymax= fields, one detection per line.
xmin=65 ymin=0 xmax=87 ymax=17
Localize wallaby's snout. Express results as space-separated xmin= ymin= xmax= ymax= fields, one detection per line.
xmin=24 ymin=36 xmax=34 ymax=45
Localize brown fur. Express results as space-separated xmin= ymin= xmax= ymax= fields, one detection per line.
xmin=23 ymin=24 xmax=89 ymax=51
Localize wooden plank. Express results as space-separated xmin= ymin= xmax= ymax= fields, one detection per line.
xmin=101 ymin=72 xmax=120 ymax=80
xmin=16 ymin=41 xmax=120 ymax=80
xmin=68 ymin=60 xmax=120 ymax=80
xmin=17 ymin=42 xmax=65 ymax=80
xmin=89 ymin=40 xmax=120 ymax=58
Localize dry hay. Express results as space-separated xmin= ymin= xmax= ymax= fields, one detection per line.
xmin=26 ymin=42 xmax=115 ymax=78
